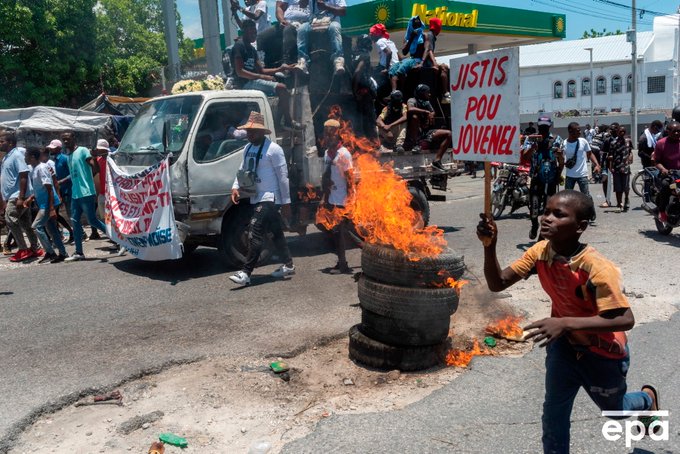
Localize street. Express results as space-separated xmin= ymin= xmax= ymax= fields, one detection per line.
xmin=2 ymin=173 xmax=679 ymax=453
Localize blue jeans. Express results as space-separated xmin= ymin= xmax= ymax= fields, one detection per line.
xmin=32 ymin=208 xmax=66 ymax=256
xmin=71 ymin=195 xmax=107 ymax=255
xmin=565 ymin=176 xmax=596 ymax=220
xmin=542 ymin=337 xmax=652 ymax=454
xmin=297 ymin=20 xmax=343 ymax=63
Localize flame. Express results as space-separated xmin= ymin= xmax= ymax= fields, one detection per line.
xmin=298 ymin=183 xmax=319 ymax=202
xmin=445 ymin=338 xmax=494 ymax=368
xmin=316 ymin=107 xmax=446 ymax=259
xmin=429 ymin=270 xmax=468 ymax=294
xmin=485 ymin=316 xmax=524 ymax=339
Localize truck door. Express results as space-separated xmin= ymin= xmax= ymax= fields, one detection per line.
xmin=186 ymin=97 xmax=267 ymax=233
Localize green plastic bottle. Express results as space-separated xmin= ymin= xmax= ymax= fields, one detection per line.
xmin=159 ymin=433 xmax=188 ymax=448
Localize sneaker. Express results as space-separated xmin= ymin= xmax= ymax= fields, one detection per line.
xmin=51 ymin=254 xmax=67 ymax=264
xmin=29 ymin=248 xmax=44 ymax=258
xmin=295 ymin=57 xmax=309 ymax=75
xmin=65 ymin=253 xmax=85 ymax=262
xmin=66 ymin=235 xmax=75 ymax=245
xmin=89 ymin=231 xmax=102 ymax=240
xmin=394 ymin=146 xmax=405 ymax=154
xmin=229 ymin=270 xmax=251 ymax=286
xmin=117 ymin=247 xmax=127 ymax=257
xmin=441 ymin=93 xmax=451 ymax=104
xmin=271 ymin=264 xmax=296 ymax=278
xmin=529 ymin=224 xmax=538 ymax=240
xmin=9 ymin=249 xmax=31 ymax=262
xmin=432 ymin=160 xmax=445 ymax=171
xmin=333 ymin=57 xmax=345 ymax=75
xmin=2 ymin=245 xmax=12 ymax=255
xmin=38 ymin=253 xmax=56 ymax=264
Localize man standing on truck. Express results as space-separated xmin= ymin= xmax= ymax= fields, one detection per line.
xmin=232 ymin=19 xmax=301 ymax=131
xmin=229 ymin=111 xmax=296 ymax=286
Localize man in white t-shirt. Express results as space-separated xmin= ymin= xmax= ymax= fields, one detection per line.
xmin=229 ymin=111 xmax=295 ymax=286
xmin=563 ymin=121 xmax=600 ymax=224
xmin=369 ymin=23 xmax=398 ymax=74
xmin=320 ymin=119 xmax=353 ymax=274
xmin=231 ymin=0 xmax=270 ymax=34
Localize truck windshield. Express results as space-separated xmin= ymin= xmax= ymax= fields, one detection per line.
xmin=117 ymin=95 xmax=202 ymax=157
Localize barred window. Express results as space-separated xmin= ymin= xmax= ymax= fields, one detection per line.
xmin=626 ymin=74 xmax=632 ymax=92
xmin=611 ymin=75 xmax=622 ymax=93
xmin=582 ymin=78 xmax=591 ymax=95
xmin=553 ymin=81 xmax=563 ymax=99
xmin=596 ymin=77 xmax=606 ymax=94
xmin=567 ymin=80 xmax=576 ymax=98
xmin=647 ymin=76 xmax=665 ymax=94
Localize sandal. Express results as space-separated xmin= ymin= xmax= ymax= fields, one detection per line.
xmin=639 ymin=385 xmax=661 ymax=435
xmin=599 ymin=202 xmax=610 ymax=208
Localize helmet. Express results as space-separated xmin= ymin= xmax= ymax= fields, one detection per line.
xmin=415 ymin=84 xmax=430 ymax=98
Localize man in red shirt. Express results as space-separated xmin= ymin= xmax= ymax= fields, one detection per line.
xmin=651 ymin=121 xmax=680 ymax=222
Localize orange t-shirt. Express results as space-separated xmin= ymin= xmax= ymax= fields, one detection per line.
xmin=510 ymin=241 xmax=629 ymax=359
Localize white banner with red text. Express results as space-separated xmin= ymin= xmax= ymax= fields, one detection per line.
xmin=449 ymin=47 xmax=520 ymax=163
xmin=105 ymin=156 xmax=183 ymax=261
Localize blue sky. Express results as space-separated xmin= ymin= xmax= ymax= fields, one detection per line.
xmin=177 ymin=0 xmax=679 ymax=40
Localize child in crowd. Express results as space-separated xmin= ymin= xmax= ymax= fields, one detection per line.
xmin=477 ymin=189 xmax=659 ymax=453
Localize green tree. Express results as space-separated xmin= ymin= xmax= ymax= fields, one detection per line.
xmin=581 ymin=28 xmax=623 ymax=39
xmin=0 ymin=0 xmax=99 ymax=108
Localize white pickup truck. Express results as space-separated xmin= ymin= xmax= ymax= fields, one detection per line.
xmin=113 ymin=90 xmax=457 ymax=266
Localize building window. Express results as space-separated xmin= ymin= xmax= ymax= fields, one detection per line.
xmin=596 ymin=76 xmax=606 ymax=94
xmin=567 ymin=80 xmax=576 ymax=98
xmin=582 ymin=78 xmax=591 ymax=96
xmin=647 ymin=76 xmax=665 ymax=94
xmin=611 ymin=75 xmax=622 ymax=93
xmin=626 ymin=74 xmax=632 ymax=92
xmin=553 ymin=81 xmax=563 ymax=99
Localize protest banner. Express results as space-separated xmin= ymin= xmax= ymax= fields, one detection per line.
xmin=105 ymin=156 xmax=183 ymax=260
xmin=449 ymin=47 xmax=520 ymax=216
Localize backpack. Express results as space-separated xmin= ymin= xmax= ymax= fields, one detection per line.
xmin=534 ymin=137 xmax=559 ymax=184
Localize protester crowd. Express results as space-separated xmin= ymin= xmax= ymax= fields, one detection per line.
xmin=0 ymin=130 xmax=124 ymax=264
xmin=226 ymin=0 xmax=451 ymax=157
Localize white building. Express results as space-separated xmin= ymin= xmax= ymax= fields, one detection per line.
xmin=518 ymin=14 xmax=679 ymax=116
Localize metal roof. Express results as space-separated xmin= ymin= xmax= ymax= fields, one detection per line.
xmin=519 ymin=32 xmax=654 ymax=68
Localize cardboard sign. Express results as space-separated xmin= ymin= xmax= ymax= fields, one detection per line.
xmin=449 ymin=47 xmax=520 ymax=163
xmin=105 ymin=156 xmax=183 ymax=260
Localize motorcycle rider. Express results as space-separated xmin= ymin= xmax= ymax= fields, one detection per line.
xmin=523 ymin=115 xmax=563 ymax=240
xmin=652 ymin=120 xmax=680 ymax=223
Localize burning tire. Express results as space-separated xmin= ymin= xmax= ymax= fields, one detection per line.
xmin=358 ymin=275 xmax=458 ymax=346
xmin=348 ymin=324 xmax=447 ymax=371
xmin=361 ymin=243 xmax=465 ymax=287
xmin=408 ymin=185 xmax=430 ymax=227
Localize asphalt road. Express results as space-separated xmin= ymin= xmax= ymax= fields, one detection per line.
xmin=2 ymin=172 xmax=679 ymax=452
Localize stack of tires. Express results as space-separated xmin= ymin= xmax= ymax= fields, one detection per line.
xmin=349 ymin=243 xmax=465 ymax=371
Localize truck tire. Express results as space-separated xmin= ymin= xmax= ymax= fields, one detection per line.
xmin=408 ymin=185 xmax=430 ymax=227
xmin=358 ymin=275 xmax=458 ymax=346
xmin=218 ymin=206 xmax=273 ymax=268
xmin=361 ymin=243 xmax=465 ymax=287
xmin=348 ymin=324 xmax=445 ymax=371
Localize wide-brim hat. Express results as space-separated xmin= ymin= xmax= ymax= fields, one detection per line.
xmin=238 ymin=111 xmax=271 ymax=134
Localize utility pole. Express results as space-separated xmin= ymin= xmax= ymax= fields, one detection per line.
xmin=629 ymin=0 xmax=638 ymax=139
xmin=585 ymin=47 xmax=594 ymax=126
xmin=161 ymin=0 xmax=181 ymax=82
xmin=199 ymin=0 xmax=223 ymax=77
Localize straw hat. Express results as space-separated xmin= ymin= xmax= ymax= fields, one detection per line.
xmin=238 ymin=111 xmax=271 ymax=134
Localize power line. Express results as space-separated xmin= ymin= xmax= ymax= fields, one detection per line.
xmin=591 ymin=0 xmax=669 ymax=17
xmin=531 ymin=0 xmax=654 ymax=26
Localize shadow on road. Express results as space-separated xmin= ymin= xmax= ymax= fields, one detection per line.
xmin=638 ymin=229 xmax=680 ymax=247
xmin=112 ymin=248 xmax=228 ymax=284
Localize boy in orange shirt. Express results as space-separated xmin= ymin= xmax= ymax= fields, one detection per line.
xmin=477 ymin=189 xmax=659 ymax=453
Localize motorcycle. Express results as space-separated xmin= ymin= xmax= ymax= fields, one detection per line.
xmin=490 ymin=162 xmax=530 ymax=219
xmin=640 ymin=168 xmax=680 ymax=235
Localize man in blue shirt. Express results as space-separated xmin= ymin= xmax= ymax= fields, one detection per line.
xmin=61 ymin=131 xmax=108 ymax=261
xmin=0 ymin=131 xmax=41 ymax=262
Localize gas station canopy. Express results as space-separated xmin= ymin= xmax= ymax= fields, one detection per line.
xmin=342 ymin=0 xmax=566 ymax=55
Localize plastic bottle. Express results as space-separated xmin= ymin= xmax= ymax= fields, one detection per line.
xmin=248 ymin=440 xmax=272 ymax=454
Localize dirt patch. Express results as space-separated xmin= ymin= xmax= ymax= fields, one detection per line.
xmin=12 ymin=282 xmax=535 ymax=454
